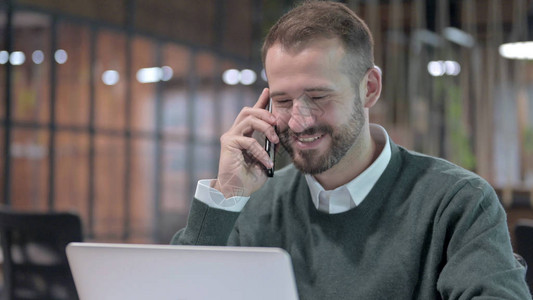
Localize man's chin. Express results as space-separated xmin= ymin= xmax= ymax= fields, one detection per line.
xmin=292 ymin=151 xmax=331 ymax=175
xmin=281 ymin=142 xmax=333 ymax=174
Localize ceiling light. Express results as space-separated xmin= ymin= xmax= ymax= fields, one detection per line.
xmin=102 ymin=70 xmax=120 ymax=86
xmin=443 ymin=27 xmax=475 ymax=48
xmin=428 ymin=60 xmax=461 ymax=77
xmin=499 ymin=42 xmax=533 ymax=60
xmin=32 ymin=50 xmax=45 ymax=64
xmin=222 ymin=69 xmax=240 ymax=85
xmin=0 ymin=51 xmax=9 ymax=64
xmin=55 ymin=49 xmax=68 ymax=64
xmin=240 ymin=69 xmax=257 ymax=85
xmin=9 ymin=51 xmax=25 ymax=65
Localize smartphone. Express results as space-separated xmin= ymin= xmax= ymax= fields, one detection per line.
xmin=264 ymin=98 xmax=275 ymax=177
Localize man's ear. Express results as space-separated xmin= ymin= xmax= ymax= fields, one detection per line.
xmin=360 ymin=66 xmax=382 ymax=108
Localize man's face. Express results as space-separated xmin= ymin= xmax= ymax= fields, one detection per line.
xmin=265 ymin=38 xmax=367 ymax=174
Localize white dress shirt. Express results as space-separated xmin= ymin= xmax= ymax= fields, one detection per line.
xmin=195 ymin=124 xmax=391 ymax=214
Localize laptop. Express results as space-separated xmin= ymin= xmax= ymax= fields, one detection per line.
xmin=66 ymin=242 xmax=299 ymax=300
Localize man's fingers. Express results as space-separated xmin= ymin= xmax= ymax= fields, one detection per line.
xmin=252 ymin=88 xmax=270 ymax=109
xmin=233 ymin=106 xmax=277 ymax=127
xmin=232 ymin=88 xmax=274 ymax=126
xmin=231 ymin=136 xmax=274 ymax=169
xmin=232 ymin=116 xmax=279 ymax=143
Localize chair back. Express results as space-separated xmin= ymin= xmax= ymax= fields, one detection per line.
xmin=515 ymin=218 xmax=533 ymax=293
xmin=0 ymin=209 xmax=82 ymax=300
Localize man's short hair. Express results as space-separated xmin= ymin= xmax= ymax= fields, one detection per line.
xmin=261 ymin=1 xmax=374 ymax=80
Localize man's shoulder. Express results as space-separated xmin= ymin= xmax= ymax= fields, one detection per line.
xmin=386 ymin=145 xmax=501 ymax=225
xmin=395 ymin=145 xmax=493 ymax=194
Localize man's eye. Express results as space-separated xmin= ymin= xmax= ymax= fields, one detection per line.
xmin=275 ymin=99 xmax=292 ymax=105
xmin=311 ymin=96 xmax=327 ymax=101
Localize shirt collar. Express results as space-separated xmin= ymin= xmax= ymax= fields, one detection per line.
xmin=305 ymin=124 xmax=391 ymax=213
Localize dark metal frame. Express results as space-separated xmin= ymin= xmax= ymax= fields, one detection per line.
xmin=2 ymin=0 xmax=14 ymax=207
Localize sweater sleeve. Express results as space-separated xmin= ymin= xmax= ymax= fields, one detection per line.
xmin=435 ymin=179 xmax=531 ymax=299
xmin=170 ymin=198 xmax=240 ymax=246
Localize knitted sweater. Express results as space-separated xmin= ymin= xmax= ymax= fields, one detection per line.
xmin=172 ymin=142 xmax=531 ymax=299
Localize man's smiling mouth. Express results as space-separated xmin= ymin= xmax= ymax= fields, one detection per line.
xmin=295 ymin=134 xmax=324 ymax=143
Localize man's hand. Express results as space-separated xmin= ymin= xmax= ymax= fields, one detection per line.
xmin=213 ymin=88 xmax=279 ymax=198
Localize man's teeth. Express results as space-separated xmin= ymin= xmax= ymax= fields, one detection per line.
xmin=298 ymin=136 xmax=321 ymax=143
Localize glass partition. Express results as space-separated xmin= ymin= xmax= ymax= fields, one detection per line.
xmin=94 ymin=30 xmax=126 ymax=130
xmin=10 ymin=129 xmax=49 ymax=210
xmin=54 ymin=132 xmax=89 ymax=219
xmin=218 ymin=59 xmax=246 ymax=134
xmin=0 ymin=127 xmax=4 ymax=204
xmin=56 ymin=21 xmax=91 ymax=126
xmin=194 ymin=52 xmax=216 ymax=142
xmin=131 ymin=36 xmax=156 ymax=132
xmin=11 ymin=12 xmax=51 ymax=124
xmin=162 ymin=43 xmax=190 ymax=139
xmin=94 ymin=135 xmax=125 ymax=241
xmin=0 ymin=8 xmax=6 ymax=205
xmin=0 ymin=8 xmax=7 ymax=120
xmin=129 ymin=138 xmax=155 ymax=242
xmin=161 ymin=142 xmax=188 ymax=213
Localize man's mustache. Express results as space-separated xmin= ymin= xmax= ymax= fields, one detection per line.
xmin=279 ymin=125 xmax=333 ymax=138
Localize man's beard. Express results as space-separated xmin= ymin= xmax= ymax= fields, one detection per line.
xmin=278 ymin=99 xmax=365 ymax=174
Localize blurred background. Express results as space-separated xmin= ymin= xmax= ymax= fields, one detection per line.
xmin=0 ymin=0 xmax=532 ymax=245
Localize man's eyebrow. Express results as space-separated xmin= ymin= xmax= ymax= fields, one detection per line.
xmin=269 ymin=91 xmax=289 ymax=98
xmin=303 ymin=87 xmax=335 ymax=93
xmin=270 ymin=87 xmax=335 ymax=98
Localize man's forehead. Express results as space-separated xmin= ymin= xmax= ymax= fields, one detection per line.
xmin=264 ymin=38 xmax=349 ymax=80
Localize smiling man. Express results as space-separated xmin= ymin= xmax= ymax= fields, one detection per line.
xmin=172 ymin=1 xmax=530 ymax=299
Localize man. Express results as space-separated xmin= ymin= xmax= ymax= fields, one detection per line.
xmin=172 ymin=1 xmax=530 ymax=299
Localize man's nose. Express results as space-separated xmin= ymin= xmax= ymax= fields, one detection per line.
xmin=287 ymin=99 xmax=317 ymax=133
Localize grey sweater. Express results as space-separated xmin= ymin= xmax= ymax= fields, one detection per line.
xmin=172 ymin=142 xmax=531 ymax=299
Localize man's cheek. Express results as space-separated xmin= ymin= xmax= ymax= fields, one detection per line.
xmin=274 ymin=114 xmax=291 ymax=131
